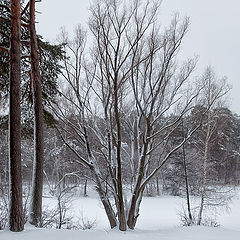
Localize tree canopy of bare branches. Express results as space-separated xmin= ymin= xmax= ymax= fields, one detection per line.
xmin=50 ymin=0 xmax=207 ymax=231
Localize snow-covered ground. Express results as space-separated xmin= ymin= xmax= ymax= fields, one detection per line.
xmin=1 ymin=225 xmax=240 ymax=240
xmin=1 ymin=189 xmax=240 ymax=240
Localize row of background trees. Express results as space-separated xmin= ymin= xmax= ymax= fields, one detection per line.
xmin=0 ymin=0 xmax=239 ymax=232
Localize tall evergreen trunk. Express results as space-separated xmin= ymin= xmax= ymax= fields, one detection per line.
xmin=28 ymin=0 xmax=44 ymax=227
xmin=8 ymin=0 xmax=24 ymax=232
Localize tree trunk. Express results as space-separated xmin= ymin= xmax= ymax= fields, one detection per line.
xmin=156 ymin=176 xmax=160 ymax=196
xmin=8 ymin=0 xmax=24 ymax=232
xmin=197 ymin=136 xmax=209 ymax=225
xmin=182 ymin=121 xmax=193 ymax=224
xmin=28 ymin=0 xmax=44 ymax=227
xmin=83 ymin=124 xmax=118 ymax=229
xmin=197 ymin=98 xmax=211 ymax=225
xmin=113 ymin=84 xmax=126 ymax=231
xmin=83 ymin=179 xmax=88 ymax=197
xmin=127 ymin=189 xmax=144 ymax=229
xmin=127 ymin=122 xmax=151 ymax=230
xmin=182 ymin=142 xmax=193 ymax=224
xmin=93 ymin=170 xmax=117 ymax=229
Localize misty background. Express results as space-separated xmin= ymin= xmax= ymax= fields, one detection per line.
xmin=37 ymin=0 xmax=240 ymax=114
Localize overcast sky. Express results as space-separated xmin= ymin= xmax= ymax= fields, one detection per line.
xmin=37 ymin=0 xmax=240 ymax=114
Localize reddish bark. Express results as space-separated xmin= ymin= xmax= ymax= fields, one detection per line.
xmin=8 ymin=0 xmax=24 ymax=232
xmin=28 ymin=0 xmax=44 ymax=227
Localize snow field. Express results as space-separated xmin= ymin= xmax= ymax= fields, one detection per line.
xmin=1 ymin=189 xmax=240 ymax=239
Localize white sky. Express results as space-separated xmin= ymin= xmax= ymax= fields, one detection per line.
xmin=37 ymin=0 xmax=240 ymax=114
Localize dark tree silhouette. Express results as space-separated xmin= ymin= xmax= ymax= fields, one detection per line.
xmin=28 ymin=0 xmax=44 ymax=227
xmin=8 ymin=0 xmax=24 ymax=232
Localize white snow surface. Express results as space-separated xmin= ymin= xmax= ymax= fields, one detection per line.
xmin=1 ymin=226 xmax=240 ymax=240
xmin=1 ymin=191 xmax=240 ymax=240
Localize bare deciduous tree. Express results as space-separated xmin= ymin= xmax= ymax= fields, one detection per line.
xmin=197 ymin=67 xmax=230 ymax=225
xmin=52 ymin=0 xmax=202 ymax=231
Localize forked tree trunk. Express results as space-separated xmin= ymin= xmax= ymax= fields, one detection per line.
xmin=92 ymin=169 xmax=117 ymax=229
xmin=28 ymin=0 xmax=44 ymax=227
xmin=127 ymin=124 xmax=151 ymax=230
xmin=127 ymin=195 xmax=139 ymax=229
xmin=8 ymin=0 xmax=24 ymax=232
xmin=127 ymin=187 xmax=144 ymax=229
xmin=83 ymin=127 xmax=118 ymax=229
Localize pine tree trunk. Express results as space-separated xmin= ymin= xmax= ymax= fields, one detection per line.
xmin=8 ymin=0 xmax=24 ymax=232
xmin=28 ymin=0 xmax=44 ymax=227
